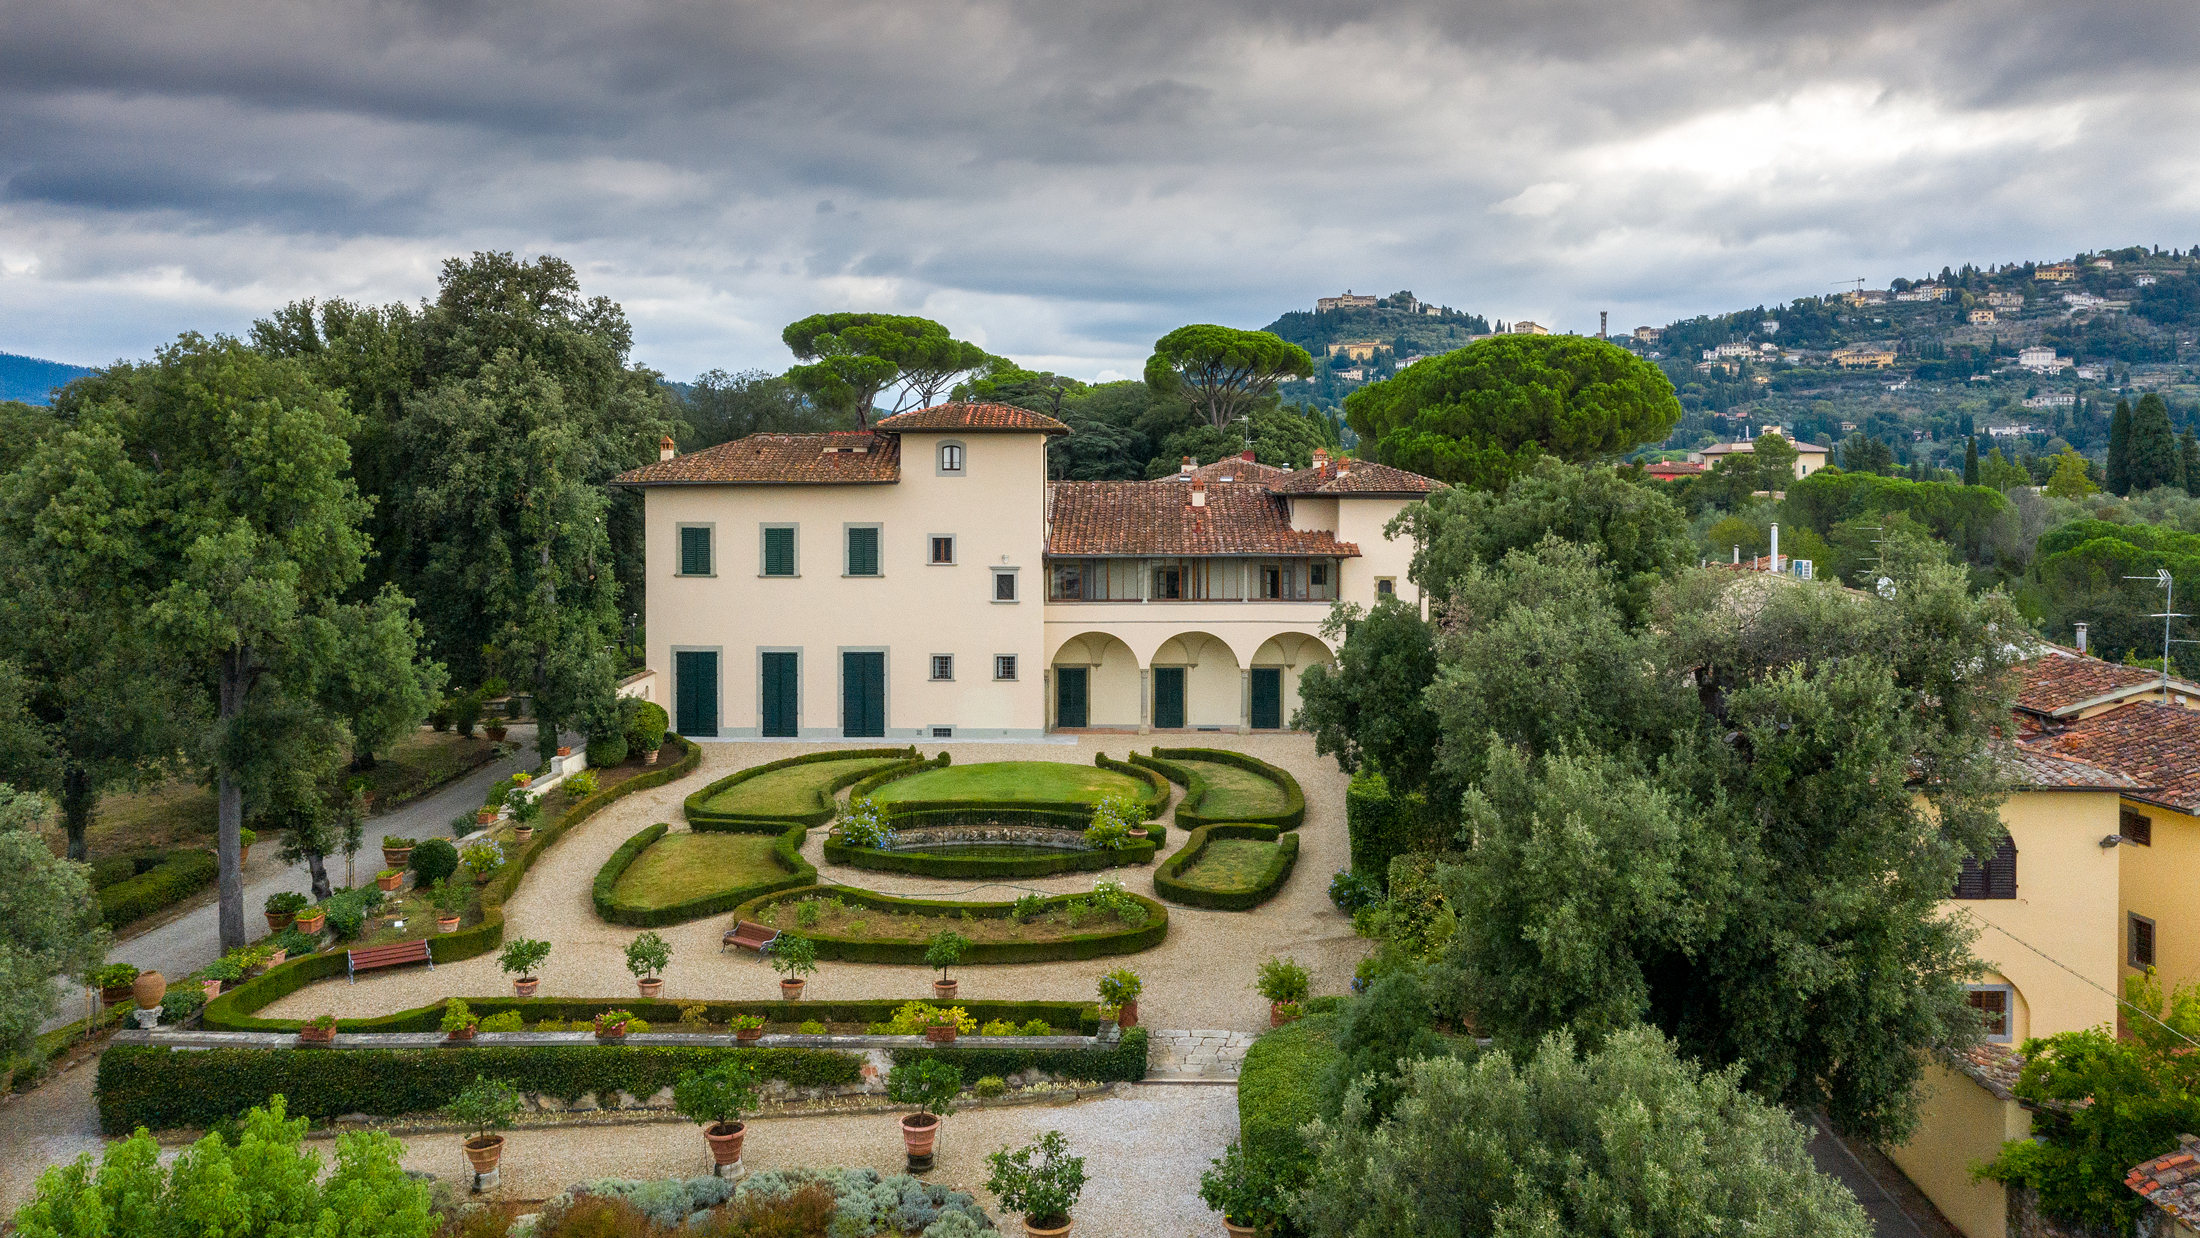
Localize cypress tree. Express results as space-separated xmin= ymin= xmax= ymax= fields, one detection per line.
xmin=2183 ymin=428 xmax=2200 ymax=497
xmin=2128 ymin=393 xmax=2183 ymax=494
xmin=2107 ymin=399 xmax=2134 ymax=495
xmin=1963 ymin=436 xmax=1979 ymax=486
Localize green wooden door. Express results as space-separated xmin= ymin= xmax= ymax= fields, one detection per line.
xmin=1250 ymin=668 xmax=1283 ymax=729
xmin=1153 ymin=666 xmax=1185 ymax=729
xmin=1057 ymin=667 xmax=1088 ymax=729
xmin=674 ymin=650 xmax=718 ymax=737
xmin=842 ymin=651 xmax=885 ymax=737
xmin=760 ymin=652 xmax=798 ymax=737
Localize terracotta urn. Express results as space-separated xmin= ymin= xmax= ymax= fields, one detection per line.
xmin=925 ymin=1023 xmax=958 ymax=1044
xmin=1114 ymin=1000 xmax=1139 ymax=1030
xmin=933 ymin=979 xmax=959 ymax=1001
xmin=376 ymin=871 xmax=403 ymax=892
xmin=1024 ymin=1220 xmax=1073 ymax=1238
xmin=131 ymin=971 xmax=167 ymax=1010
xmin=638 ymin=978 xmax=664 ymax=999
xmin=462 ymin=1134 xmax=504 ymax=1174
xmin=1128 ymin=827 xmax=1149 ymax=840
xmin=240 ymin=844 xmax=252 ymax=866
xmin=381 ymin=845 xmax=412 ymax=868
xmin=437 ymin=914 xmax=461 ymax=933
xmin=779 ymin=978 xmax=805 ymax=1001
xmin=295 ymin=910 xmax=325 ymax=934
xmin=265 ymin=911 xmax=295 ymax=933
xmin=900 ymin=1113 xmax=939 ymax=1159
xmin=513 ymin=976 xmax=539 ymax=998
xmin=705 ymin=1121 xmax=746 ymax=1165
xmin=735 ymin=1024 xmax=765 ymax=1043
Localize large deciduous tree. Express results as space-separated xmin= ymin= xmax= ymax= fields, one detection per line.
xmin=1343 ymin=335 xmax=1678 ymax=491
xmin=674 ymin=368 xmax=836 ymax=450
xmin=1292 ymin=599 xmax=1440 ymax=794
xmin=314 ymin=587 xmax=445 ymax=771
xmin=0 ymin=786 xmax=108 ymax=1060
xmin=1143 ymin=326 xmax=1314 ymax=432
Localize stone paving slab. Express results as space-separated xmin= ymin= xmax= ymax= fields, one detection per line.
xmin=1145 ymin=1028 xmax=1257 ymax=1080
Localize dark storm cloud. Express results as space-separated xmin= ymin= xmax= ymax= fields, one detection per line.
xmin=1 ymin=0 xmax=2196 ymax=377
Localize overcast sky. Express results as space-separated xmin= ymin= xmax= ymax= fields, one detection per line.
xmin=3 ymin=0 xmax=2196 ymax=383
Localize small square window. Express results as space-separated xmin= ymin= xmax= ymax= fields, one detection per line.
xmin=2131 ymin=913 xmax=2157 ymax=968
xmin=1966 ymin=987 xmax=2011 ymax=1041
xmin=995 ymin=655 xmax=1018 ymax=681
xmin=2122 ymin=808 xmax=2152 ymax=846
xmin=930 ymin=536 xmax=955 ymax=565
xmin=1376 ymin=577 xmax=1396 ymax=596
xmin=930 ymin=655 xmax=954 ymax=681
xmin=939 ymin=443 xmax=965 ymax=473
xmin=994 ymin=571 xmax=1018 ymax=602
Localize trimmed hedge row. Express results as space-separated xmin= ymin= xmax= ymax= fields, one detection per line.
xmin=890 ymin=1026 xmax=1148 ymax=1084
xmin=823 ymin=826 xmax=1157 ymax=879
xmin=1095 ymin=752 xmax=1173 ymax=814
xmin=1237 ymin=1011 xmax=1342 ymax=1162
xmin=203 ymin=986 xmax=1104 ymax=1035
xmin=1138 ymin=748 xmax=1306 ymax=830
xmin=595 ymin=820 xmax=818 ymax=927
xmin=1153 ymin=824 xmax=1300 ymax=911
xmin=203 ymin=736 xmax=703 ymax=1032
xmin=735 ymin=885 xmax=1169 ymax=964
xmin=684 ymin=746 xmax=919 ymax=827
xmin=97 ymin=1043 xmax=861 ymax=1135
xmin=1345 ymin=770 xmax=1440 ymax=890
xmin=97 ymin=849 xmax=218 ymax=930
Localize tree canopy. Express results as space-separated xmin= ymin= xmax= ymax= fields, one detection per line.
xmin=782 ymin=313 xmax=989 ymax=426
xmin=1143 ymin=325 xmax=1315 ymax=431
xmin=0 ymin=785 xmax=107 ymax=1059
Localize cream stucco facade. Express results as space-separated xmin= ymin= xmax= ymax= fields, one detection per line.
xmin=2118 ymin=799 xmax=2200 ymax=995
xmin=1886 ymin=1059 xmax=2031 ymax=1238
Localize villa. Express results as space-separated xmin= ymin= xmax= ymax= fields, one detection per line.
xmin=611 ymin=402 xmax=1435 ymax=741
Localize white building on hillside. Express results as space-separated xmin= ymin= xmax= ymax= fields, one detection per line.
xmin=611 ymin=404 xmax=1437 ymax=739
xmin=2018 ymin=346 xmax=2069 ymax=374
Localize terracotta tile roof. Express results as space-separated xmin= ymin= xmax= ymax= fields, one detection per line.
xmin=1265 ymin=458 xmax=1442 ymax=496
xmin=1157 ymin=456 xmax=1296 ymax=485
xmin=2128 ymin=1135 xmax=2200 ymax=1231
xmin=2032 ymin=702 xmax=2200 ymax=812
xmin=2001 ymin=745 xmax=2148 ymax=790
xmin=1046 ymin=481 xmax=1361 ymax=557
xmin=2016 ymin=649 xmax=2199 ymax=718
xmin=872 ymin=402 xmax=1070 ymax=435
xmin=1645 ymin=461 xmax=1709 ymax=477
xmin=1948 ymin=1042 xmax=2025 ymax=1101
xmin=610 ymin=432 xmax=900 ymax=486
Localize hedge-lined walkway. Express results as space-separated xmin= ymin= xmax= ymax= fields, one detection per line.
xmin=256 ymin=736 xmax=1369 ymax=1033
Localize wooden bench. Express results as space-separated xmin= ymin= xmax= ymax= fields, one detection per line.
xmin=722 ymin=921 xmax=780 ymax=954
xmin=346 ymin=939 xmax=434 ymax=983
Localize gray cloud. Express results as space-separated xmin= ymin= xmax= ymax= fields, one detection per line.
xmin=1 ymin=0 xmax=2196 ymax=379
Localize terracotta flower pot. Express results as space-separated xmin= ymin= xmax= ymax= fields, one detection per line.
xmin=1114 ymin=999 xmax=1139 ymax=1030
xmin=513 ymin=976 xmax=539 ymax=998
xmin=265 ymin=911 xmax=295 ymax=932
xmin=1024 ymin=1219 xmax=1073 ymax=1238
xmin=595 ymin=1026 xmax=628 ymax=1042
xmin=513 ymin=826 xmax=533 ymax=844
xmin=1269 ymin=1002 xmax=1299 ymax=1028
xmin=265 ymin=948 xmax=287 ymax=967
xmin=132 ymin=971 xmax=167 ymax=1010
xmin=638 ymin=978 xmax=664 ymax=999
xmin=899 ymin=1113 xmax=939 ymax=1158
xmin=298 ymin=1024 xmax=337 ymax=1044
xmin=381 ymin=846 xmax=412 ymax=868
xmin=462 ymin=1134 xmax=504 ymax=1174
xmin=933 ymin=979 xmax=959 ymax=1000
xmin=201 ymin=978 xmax=223 ymax=1003
xmin=1128 ymin=828 xmax=1149 ymax=840
xmin=485 ymin=726 xmax=508 ymax=742
xmin=446 ymin=1024 xmax=477 ymax=1042
xmin=556 ymin=746 xmax=572 ymax=757
xmin=240 ymin=845 xmax=252 ymax=865
xmin=705 ymin=1121 xmax=746 ymax=1165
xmin=779 ymin=978 xmax=805 ymax=1001
xmin=925 ymin=1023 xmax=958 ymax=1044
xmin=735 ymin=1025 xmax=765 ymax=1043
xmin=645 ymin=748 xmax=660 ymax=765
xmin=376 ymin=872 xmax=403 ymax=892
xmin=437 ymin=915 xmax=461 ymax=933
xmin=1223 ymin=1223 xmax=1259 ymax=1238
xmin=295 ymin=910 xmax=325 ymax=934
xmin=476 ymin=808 xmax=499 ymax=825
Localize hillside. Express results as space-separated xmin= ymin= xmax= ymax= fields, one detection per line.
xmin=0 ymin=351 xmax=96 ymax=404
xmin=1259 ymin=290 xmax=1490 ymax=409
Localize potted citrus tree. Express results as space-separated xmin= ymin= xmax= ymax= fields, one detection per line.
xmin=768 ymin=932 xmax=817 ymax=1000
xmin=500 ymin=938 xmax=551 ymax=997
xmin=448 ymin=1075 xmax=521 ymax=1178
xmin=670 ymin=1057 xmax=759 ymax=1173
xmin=429 ymin=880 xmax=469 ymax=933
xmin=987 ymin=1129 xmax=1088 ymax=1237
xmin=1097 ymin=968 xmax=1142 ymax=1030
xmin=505 ymin=786 xmax=542 ymax=843
xmin=626 ymin=931 xmax=671 ymax=999
xmin=886 ymin=1059 xmax=962 ymax=1166
xmin=926 ymin=930 xmax=970 ymax=1000
xmin=1199 ymin=1141 xmax=1286 ymax=1238
xmin=1254 ymin=956 xmax=1308 ymax=1026
xmin=460 ymin=839 xmax=505 ymax=886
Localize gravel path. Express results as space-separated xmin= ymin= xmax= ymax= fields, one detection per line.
xmin=257 ymin=734 xmax=1367 ymax=1033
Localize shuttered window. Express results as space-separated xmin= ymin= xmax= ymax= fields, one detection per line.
xmin=763 ymin=526 xmax=795 ymax=577
xmin=2121 ymin=808 xmax=2152 ymax=846
xmin=2131 ymin=914 xmax=2157 ymax=968
xmin=678 ymin=526 xmax=712 ymax=576
xmin=846 ymin=526 xmax=879 ymax=576
xmin=1965 ymin=988 xmax=2009 ymax=1039
xmin=1953 ymin=835 xmax=2018 ymax=900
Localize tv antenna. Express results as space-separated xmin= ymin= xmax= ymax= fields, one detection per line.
xmin=2123 ymin=568 xmax=2195 ymax=689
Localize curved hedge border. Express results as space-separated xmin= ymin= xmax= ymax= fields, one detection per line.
xmin=823 ymin=822 xmax=1157 ymax=879
xmin=684 ymin=746 xmax=919 ymax=827
xmin=866 ymin=753 xmax=1168 ymax=824
xmin=1097 ymin=752 xmax=1173 ymax=815
xmin=98 ymin=1043 xmax=861 ymax=1135
xmin=202 ymin=735 xmax=703 ymax=1032
xmin=845 ymin=750 xmax=948 ymax=801
xmin=595 ymin=820 xmax=818 ymax=927
xmin=1135 ymin=747 xmax=1306 ymax=830
xmin=891 ymin=1026 xmax=1148 ymax=1085
xmin=732 ymin=884 xmax=1168 ymax=964
xmin=1153 ymin=823 xmax=1300 ymax=910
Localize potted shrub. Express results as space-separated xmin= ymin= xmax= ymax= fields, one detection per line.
xmin=500 ymin=938 xmax=551 ymax=997
xmin=1199 ymin=1141 xmax=1285 ymax=1238
xmin=628 ymin=700 xmax=668 ymax=766
xmin=263 ymin=890 xmax=308 ymax=932
xmin=298 ymin=1013 xmax=338 ymax=1044
xmin=460 ymin=838 xmax=506 ymax=886
xmin=505 ymin=787 xmax=541 ymax=844
xmin=381 ymin=835 xmax=415 ymax=868
xmin=987 ymin=1129 xmax=1088 ymax=1237
xmin=729 ymin=1013 xmax=766 ymax=1043
xmin=594 ymin=1009 xmax=648 ymax=1040
xmin=442 ymin=997 xmax=479 ymax=1042
xmin=375 ymin=867 xmax=404 ymax=893
xmin=1255 ymin=956 xmax=1309 ymax=1026
xmin=626 ymin=931 xmax=671 ymax=999
xmin=238 ymin=827 xmax=256 ymax=865
xmin=885 ymin=1059 xmax=963 ymax=1164
xmin=768 ymin=932 xmax=817 ymax=1000
xmin=448 ymin=1075 xmax=522 ymax=1177
xmin=294 ymin=903 xmax=326 ymax=935
xmin=202 ymin=957 xmax=244 ymax=995
xmin=925 ymin=930 xmax=970 ymax=1000
xmin=1097 ymin=968 xmax=1143 ymax=1030
xmin=673 ymin=1059 xmax=758 ymax=1170
xmin=429 ymin=879 xmax=470 ymax=932
xmin=484 ymin=722 xmax=508 ymax=742
xmin=925 ymin=1012 xmax=960 ymax=1044
xmin=90 ymin=964 xmax=139 ymax=1008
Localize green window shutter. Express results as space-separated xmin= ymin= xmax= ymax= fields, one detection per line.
xmin=679 ymin=527 xmax=711 ymax=575
xmin=847 ymin=527 xmax=879 ymax=576
xmin=763 ymin=527 xmax=794 ymax=576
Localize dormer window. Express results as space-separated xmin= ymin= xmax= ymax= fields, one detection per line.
xmin=938 ymin=442 xmax=966 ymax=475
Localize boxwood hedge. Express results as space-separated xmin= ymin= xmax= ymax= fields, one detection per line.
xmin=1153 ymin=823 xmax=1300 ymax=911
xmin=684 ymin=746 xmax=919 ymax=827
xmin=1237 ymin=1011 xmax=1342 ymax=1162
xmin=733 ymin=884 xmax=1168 ymax=964
xmin=207 ymin=994 xmax=1103 ymax=1036
xmin=594 ymin=820 xmax=817 ymax=927
xmin=96 ymin=849 xmax=218 ymax=930
xmin=1135 ymin=748 xmax=1306 ymax=830
xmin=890 ymin=1026 xmax=1148 ymax=1084
xmin=97 ymin=1043 xmax=861 ymax=1134
xmin=824 ymin=815 xmax=1159 ymax=879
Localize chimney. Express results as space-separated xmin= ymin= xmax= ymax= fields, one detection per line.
xmin=658 ymin=434 xmax=676 ymax=463
xmin=1180 ymin=456 xmax=1195 ymax=476
xmin=1241 ymin=450 xmax=1255 ymax=463
xmin=2075 ymin=622 xmax=2089 ymax=654
xmin=1190 ymin=479 xmax=1207 ymax=508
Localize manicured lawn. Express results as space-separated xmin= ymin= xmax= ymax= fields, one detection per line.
xmin=1173 ymin=838 xmax=1283 ymax=891
xmin=869 ymin=760 xmax=1148 ymax=805
xmin=612 ymin=832 xmax=787 ymax=910
xmin=700 ymin=756 xmax=906 ymax=817
xmin=756 ymin=893 xmax=1142 ymax=943
xmin=1177 ymin=759 xmax=1291 ymax=818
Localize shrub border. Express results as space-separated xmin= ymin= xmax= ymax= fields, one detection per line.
xmin=1153 ymin=824 xmax=1300 ymax=910
xmin=684 ymin=747 xmax=919 ymax=827
xmin=823 ymin=822 xmax=1157 ymax=879
xmin=1136 ymin=747 xmax=1305 ymax=830
xmin=203 ymin=992 xmax=1103 ymax=1036
xmin=890 ymin=1026 xmax=1148 ymax=1085
xmin=595 ymin=820 xmax=818 ymax=927
xmin=96 ymin=848 xmax=219 ymax=930
xmin=202 ymin=735 xmax=703 ymax=1032
xmin=1238 ymin=1011 xmax=1342 ymax=1163
xmin=732 ymin=884 xmax=1168 ymax=964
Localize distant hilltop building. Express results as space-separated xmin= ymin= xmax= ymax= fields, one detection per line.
xmin=1831 ymin=347 xmax=1896 ymax=369
xmin=2018 ymin=346 xmax=2069 ymax=374
xmin=1632 ymin=326 xmax=1662 ymax=343
xmin=1986 ymin=291 xmax=2024 ymax=310
xmin=2023 ymin=394 xmax=2077 ymax=409
xmin=2036 ymin=263 xmax=2078 ymax=282
xmin=1969 ymin=309 xmax=1997 ymax=325
xmin=1508 ymin=321 xmax=1550 ymax=335
xmin=1326 ymin=340 xmax=1383 ymax=360
xmin=1316 ymin=290 xmax=1380 ymax=312
xmin=1894 ymin=284 xmax=1947 ymax=302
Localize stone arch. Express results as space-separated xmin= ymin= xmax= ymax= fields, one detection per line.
xmin=1149 ymin=631 xmax=1242 ymax=730
xmin=1048 ymin=631 xmax=1140 ymax=730
xmin=1250 ymin=632 xmax=1335 ymax=730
